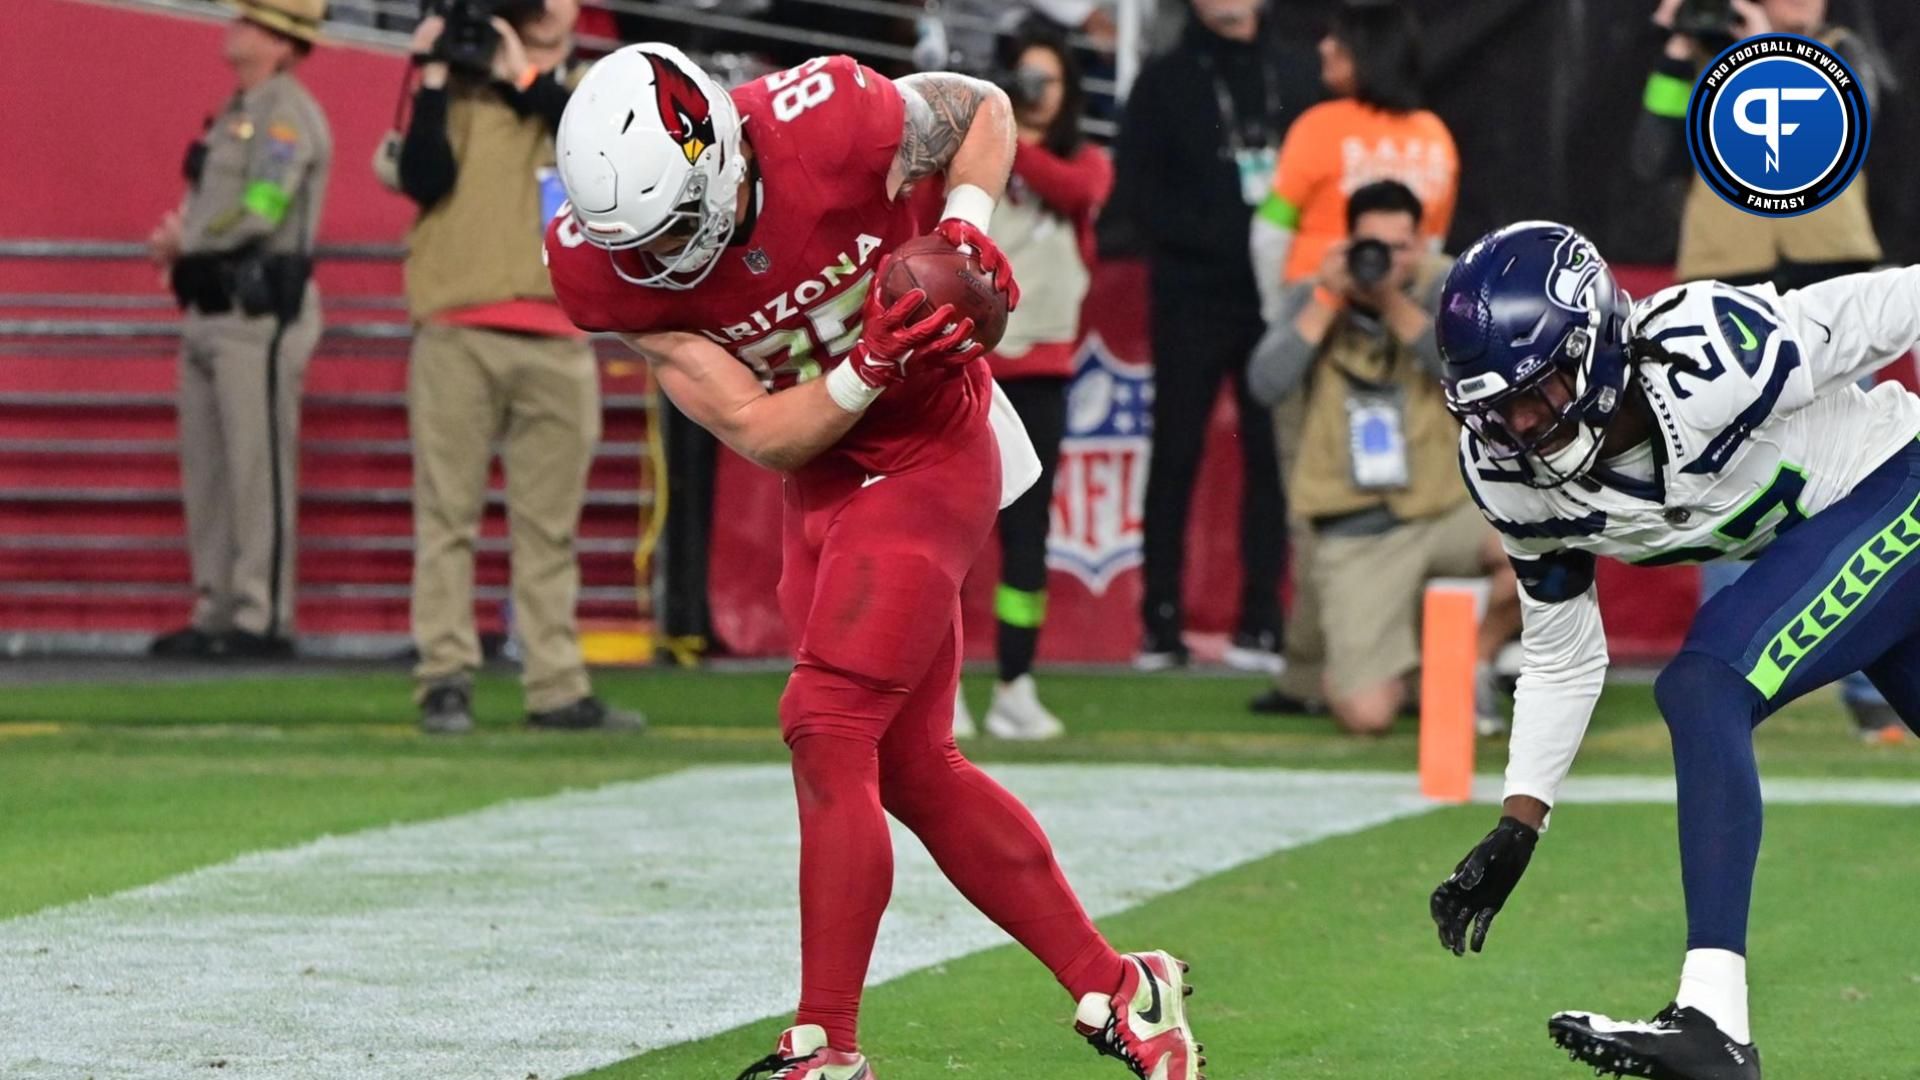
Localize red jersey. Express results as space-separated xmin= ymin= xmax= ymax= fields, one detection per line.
xmin=546 ymin=55 xmax=989 ymax=476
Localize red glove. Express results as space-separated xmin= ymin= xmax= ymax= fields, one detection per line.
xmin=846 ymin=280 xmax=980 ymax=391
xmin=932 ymin=218 xmax=1021 ymax=312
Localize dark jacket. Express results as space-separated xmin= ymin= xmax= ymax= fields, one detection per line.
xmin=1106 ymin=14 xmax=1320 ymax=303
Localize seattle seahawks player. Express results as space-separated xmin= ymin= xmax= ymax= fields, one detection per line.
xmin=1425 ymin=221 xmax=1920 ymax=1079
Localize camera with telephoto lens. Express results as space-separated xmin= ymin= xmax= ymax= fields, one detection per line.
xmin=1674 ymin=0 xmax=1737 ymax=42
xmin=993 ymin=66 xmax=1054 ymax=110
xmin=1346 ymin=238 xmax=1393 ymax=289
xmin=420 ymin=0 xmax=546 ymax=77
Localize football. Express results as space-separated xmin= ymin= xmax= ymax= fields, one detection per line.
xmin=879 ymin=234 xmax=1010 ymax=352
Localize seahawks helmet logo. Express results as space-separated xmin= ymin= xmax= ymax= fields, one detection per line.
xmin=1545 ymin=235 xmax=1602 ymax=313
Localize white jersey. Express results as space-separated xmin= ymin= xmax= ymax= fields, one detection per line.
xmin=1464 ymin=267 xmax=1920 ymax=809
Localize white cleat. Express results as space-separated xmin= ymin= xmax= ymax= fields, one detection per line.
xmin=951 ymin=683 xmax=978 ymax=739
xmin=1075 ymin=951 xmax=1204 ymax=1080
xmin=984 ymin=674 xmax=1066 ymax=740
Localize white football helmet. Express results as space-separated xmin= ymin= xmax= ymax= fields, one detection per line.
xmin=556 ymin=43 xmax=747 ymax=290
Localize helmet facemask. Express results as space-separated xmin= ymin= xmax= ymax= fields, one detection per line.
xmin=602 ymin=166 xmax=739 ymax=290
xmin=1449 ymin=283 xmax=1629 ymax=489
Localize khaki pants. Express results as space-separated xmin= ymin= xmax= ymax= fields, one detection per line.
xmin=409 ymin=323 xmax=601 ymax=712
xmin=1310 ymin=499 xmax=1492 ymax=700
xmin=177 ymin=285 xmax=320 ymax=639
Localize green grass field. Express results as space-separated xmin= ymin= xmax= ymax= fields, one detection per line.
xmin=2 ymin=666 xmax=1916 ymax=1078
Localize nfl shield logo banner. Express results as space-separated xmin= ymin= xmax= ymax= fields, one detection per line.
xmin=1047 ymin=332 xmax=1152 ymax=595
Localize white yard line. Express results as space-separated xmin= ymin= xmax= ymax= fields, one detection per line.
xmin=4 ymin=766 xmax=1917 ymax=1080
xmin=0 ymin=766 xmax=1430 ymax=1080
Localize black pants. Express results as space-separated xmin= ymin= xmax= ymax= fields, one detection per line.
xmin=995 ymin=376 xmax=1068 ymax=682
xmin=1140 ymin=284 xmax=1285 ymax=643
xmin=660 ymin=399 xmax=717 ymax=649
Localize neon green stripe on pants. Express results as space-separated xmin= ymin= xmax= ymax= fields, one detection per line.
xmin=1744 ymin=490 xmax=1920 ymax=698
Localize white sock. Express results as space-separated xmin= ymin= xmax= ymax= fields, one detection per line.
xmin=1675 ymin=948 xmax=1751 ymax=1044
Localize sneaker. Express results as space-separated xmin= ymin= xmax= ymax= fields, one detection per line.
xmin=526 ymin=696 xmax=648 ymax=733
xmin=734 ymin=1024 xmax=872 ymax=1080
xmin=211 ymin=630 xmax=296 ymax=661
xmin=149 ymin=626 xmax=219 ymax=659
xmin=984 ymin=674 xmax=1065 ymax=740
xmin=1221 ymin=630 xmax=1283 ymax=675
xmin=419 ymin=684 xmax=474 ymax=736
xmin=1133 ymin=628 xmax=1189 ymax=673
xmin=1549 ymin=1002 xmax=1760 ymax=1079
xmin=1074 ymin=951 xmax=1204 ymax=1080
xmin=1475 ymin=663 xmax=1510 ymax=737
xmin=952 ymin=683 xmax=978 ymax=739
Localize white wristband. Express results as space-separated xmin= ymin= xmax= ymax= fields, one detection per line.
xmin=825 ymin=359 xmax=884 ymax=413
xmin=941 ymin=183 xmax=997 ymax=232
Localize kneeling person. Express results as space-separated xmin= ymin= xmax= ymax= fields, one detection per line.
xmin=1249 ymin=180 xmax=1519 ymax=736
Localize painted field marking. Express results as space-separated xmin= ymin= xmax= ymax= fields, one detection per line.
xmin=5 ymin=765 xmax=1918 ymax=1079
xmin=0 ymin=765 xmax=1432 ymax=1080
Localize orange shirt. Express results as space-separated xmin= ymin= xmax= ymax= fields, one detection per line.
xmin=1259 ymin=100 xmax=1459 ymax=283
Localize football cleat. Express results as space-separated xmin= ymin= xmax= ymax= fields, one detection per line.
xmin=1074 ymin=951 xmax=1205 ymax=1080
xmin=733 ymin=1025 xmax=872 ymax=1080
xmin=984 ymin=674 xmax=1065 ymax=740
xmin=1549 ymin=1003 xmax=1760 ymax=1079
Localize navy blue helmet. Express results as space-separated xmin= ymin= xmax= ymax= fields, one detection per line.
xmin=1436 ymin=221 xmax=1632 ymax=487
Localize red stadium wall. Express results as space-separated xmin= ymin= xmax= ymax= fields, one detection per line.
xmin=3 ymin=0 xmax=415 ymax=245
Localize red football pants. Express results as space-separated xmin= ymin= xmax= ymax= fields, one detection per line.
xmin=776 ymin=417 xmax=1125 ymax=1052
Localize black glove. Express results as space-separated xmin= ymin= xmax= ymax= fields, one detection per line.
xmin=1431 ymin=815 xmax=1539 ymax=956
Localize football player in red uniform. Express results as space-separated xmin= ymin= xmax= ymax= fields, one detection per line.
xmin=543 ymin=44 xmax=1204 ymax=1080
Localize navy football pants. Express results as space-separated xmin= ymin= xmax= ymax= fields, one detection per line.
xmin=1658 ymin=437 xmax=1920 ymax=954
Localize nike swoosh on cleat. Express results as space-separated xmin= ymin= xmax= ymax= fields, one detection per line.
xmin=1133 ymin=957 xmax=1164 ymax=1025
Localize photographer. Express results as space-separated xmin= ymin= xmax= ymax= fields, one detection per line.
xmin=1248 ymin=180 xmax=1518 ymax=737
xmin=146 ymin=0 xmax=331 ymax=661
xmin=971 ymin=19 xmax=1113 ymax=741
xmin=1634 ymin=0 xmax=1886 ymax=289
xmin=1636 ymin=0 xmax=1901 ymax=741
xmin=395 ymin=0 xmax=641 ymax=735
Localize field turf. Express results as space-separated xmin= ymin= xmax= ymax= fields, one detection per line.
xmin=1 ymin=666 xmax=1915 ymax=1078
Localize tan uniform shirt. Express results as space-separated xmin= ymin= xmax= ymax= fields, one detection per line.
xmin=406 ymin=65 xmax=583 ymax=321
xmin=181 ymin=71 xmax=332 ymax=257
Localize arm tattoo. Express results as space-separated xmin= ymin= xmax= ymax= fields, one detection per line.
xmin=894 ymin=73 xmax=991 ymax=185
